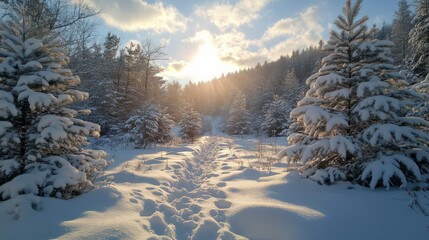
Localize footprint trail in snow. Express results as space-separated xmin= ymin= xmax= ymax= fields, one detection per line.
xmin=139 ymin=137 xmax=240 ymax=240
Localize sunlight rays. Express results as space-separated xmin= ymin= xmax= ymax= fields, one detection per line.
xmin=183 ymin=40 xmax=238 ymax=82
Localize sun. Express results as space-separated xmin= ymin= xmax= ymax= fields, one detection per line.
xmin=184 ymin=41 xmax=237 ymax=82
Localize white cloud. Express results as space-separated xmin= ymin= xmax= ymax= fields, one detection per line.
xmin=195 ymin=0 xmax=271 ymax=31
xmin=161 ymin=30 xmax=239 ymax=83
xmin=82 ymin=0 xmax=187 ymax=33
xmin=262 ymin=7 xmax=322 ymax=41
xmin=262 ymin=6 xmax=324 ymax=60
xmin=162 ymin=6 xmax=324 ymax=83
xmin=167 ymin=60 xmax=187 ymax=72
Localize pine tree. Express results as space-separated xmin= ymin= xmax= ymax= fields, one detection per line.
xmin=409 ymin=0 xmax=429 ymax=77
xmin=391 ymin=0 xmax=414 ymax=63
xmin=261 ymin=96 xmax=291 ymax=137
xmin=179 ymin=104 xmax=202 ymax=142
xmin=226 ymin=92 xmax=249 ymax=135
xmin=0 ymin=3 xmax=107 ymax=200
xmin=280 ymin=0 xmax=429 ymax=189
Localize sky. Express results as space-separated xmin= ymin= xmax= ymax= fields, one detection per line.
xmin=81 ymin=0 xmax=414 ymax=84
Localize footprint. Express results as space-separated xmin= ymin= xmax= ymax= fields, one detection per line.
xmin=209 ymin=209 xmax=219 ymax=218
xmin=130 ymin=198 xmax=138 ymax=204
xmin=214 ymin=199 xmax=232 ymax=209
xmin=140 ymin=199 xmax=157 ymax=216
xmin=216 ymin=182 xmax=227 ymax=187
xmin=132 ymin=191 xmax=143 ymax=197
xmin=152 ymin=190 xmax=163 ymax=196
xmin=210 ymin=209 xmax=226 ymax=222
xmin=221 ymin=166 xmax=232 ymax=170
xmin=146 ymin=186 xmax=155 ymax=190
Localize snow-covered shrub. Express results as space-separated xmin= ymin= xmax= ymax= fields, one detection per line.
xmin=179 ymin=105 xmax=202 ymax=142
xmin=156 ymin=108 xmax=175 ymax=144
xmin=125 ymin=103 xmax=159 ymax=148
xmin=0 ymin=4 xmax=108 ymax=200
xmin=125 ymin=104 xmax=175 ymax=148
xmin=226 ymin=92 xmax=249 ymax=135
xmin=279 ymin=0 xmax=429 ymax=189
xmin=261 ymin=96 xmax=291 ymax=136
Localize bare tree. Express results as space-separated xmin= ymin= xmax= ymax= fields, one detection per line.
xmin=140 ymin=39 xmax=167 ymax=97
xmin=1 ymin=0 xmax=99 ymax=49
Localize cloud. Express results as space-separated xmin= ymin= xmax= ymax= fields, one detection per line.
xmin=195 ymin=0 xmax=271 ymax=31
xmin=163 ymin=5 xmax=324 ymax=83
xmin=262 ymin=6 xmax=324 ymax=60
xmin=82 ymin=0 xmax=187 ymax=33
xmin=167 ymin=60 xmax=187 ymax=72
xmin=262 ymin=7 xmax=322 ymax=41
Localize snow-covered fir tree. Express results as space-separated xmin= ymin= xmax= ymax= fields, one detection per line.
xmin=279 ymin=0 xmax=429 ymax=189
xmin=125 ymin=103 xmax=174 ymax=148
xmin=125 ymin=103 xmax=159 ymax=148
xmin=226 ymin=92 xmax=249 ymax=135
xmin=179 ymin=104 xmax=202 ymax=142
xmin=262 ymin=96 xmax=291 ymax=137
xmin=156 ymin=107 xmax=175 ymax=144
xmin=0 ymin=3 xmax=108 ymax=200
xmin=391 ymin=0 xmax=413 ymax=63
xmin=409 ymin=0 xmax=429 ymax=78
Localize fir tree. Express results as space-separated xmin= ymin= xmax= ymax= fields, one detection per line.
xmin=409 ymin=0 xmax=429 ymax=77
xmin=391 ymin=0 xmax=414 ymax=63
xmin=262 ymin=96 xmax=291 ymax=137
xmin=0 ymin=3 xmax=107 ymax=200
xmin=179 ymin=104 xmax=202 ymax=142
xmin=226 ymin=92 xmax=249 ymax=135
xmin=156 ymin=108 xmax=175 ymax=144
xmin=280 ymin=0 xmax=429 ymax=189
xmin=125 ymin=103 xmax=160 ymax=148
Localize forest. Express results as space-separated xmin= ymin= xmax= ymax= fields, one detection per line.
xmin=0 ymin=0 xmax=428 ymax=239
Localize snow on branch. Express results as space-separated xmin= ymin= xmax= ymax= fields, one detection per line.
xmin=313 ymin=73 xmax=345 ymax=89
xmin=361 ymin=154 xmax=422 ymax=189
xmin=306 ymin=167 xmax=346 ymax=185
xmin=363 ymin=124 xmax=429 ymax=147
xmin=0 ymin=91 xmax=18 ymax=118
xmin=291 ymin=105 xmax=331 ymax=126
xmin=353 ymin=96 xmax=406 ymax=121
xmin=357 ymin=81 xmax=389 ymax=97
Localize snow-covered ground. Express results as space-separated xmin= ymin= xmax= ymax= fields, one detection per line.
xmin=0 ymin=134 xmax=428 ymax=239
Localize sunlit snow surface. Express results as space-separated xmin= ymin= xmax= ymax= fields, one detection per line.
xmin=0 ymin=133 xmax=427 ymax=239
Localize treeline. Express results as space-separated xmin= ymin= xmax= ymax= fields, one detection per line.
xmin=176 ymin=0 xmax=428 ymax=136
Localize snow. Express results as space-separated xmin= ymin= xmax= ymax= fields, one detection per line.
xmin=291 ymin=105 xmax=331 ymax=126
xmin=357 ymin=81 xmax=389 ymax=97
xmin=0 ymin=57 xmax=17 ymax=75
xmin=17 ymin=75 xmax=49 ymax=87
xmin=313 ymin=73 xmax=345 ymax=88
xmin=0 ymin=121 xmax=13 ymax=136
xmin=0 ymin=135 xmax=427 ymax=239
xmin=0 ymin=92 xmax=18 ymax=118
xmin=361 ymin=154 xmax=422 ymax=189
xmin=363 ymin=124 xmax=429 ymax=146
xmin=0 ymin=158 xmax=19 ymax=176
xmin=23 ymin=38 xmax=43 ymax=57
xmin=0 ymin=171 xmax=49 ymax=199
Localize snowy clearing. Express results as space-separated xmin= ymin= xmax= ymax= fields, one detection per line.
xmin=1 ymin=135 xmax=428 ymax=240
